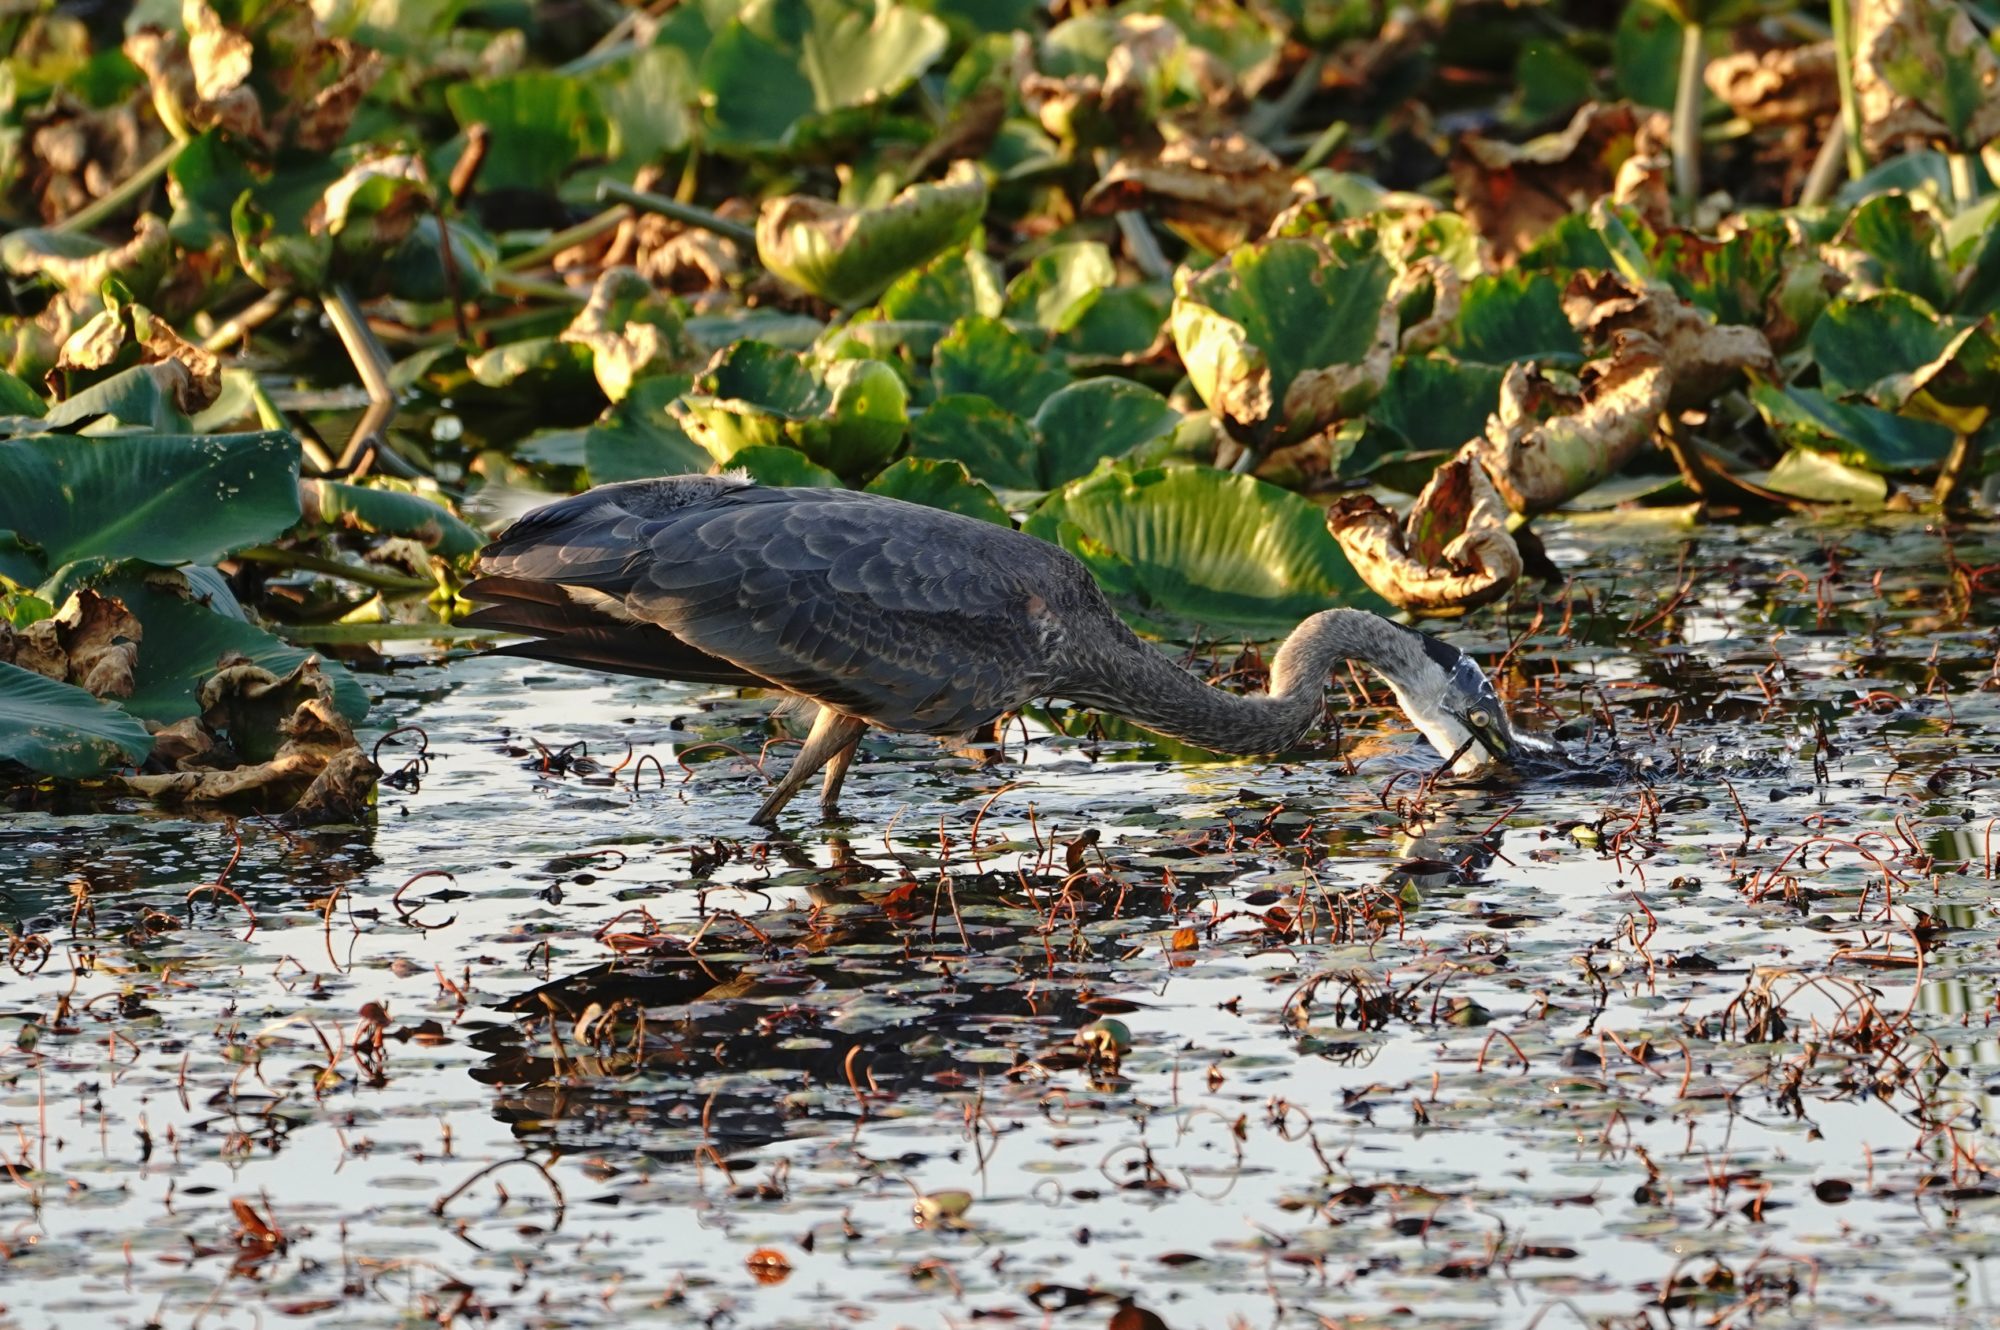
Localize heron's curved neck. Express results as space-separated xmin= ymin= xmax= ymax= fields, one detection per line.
xmin=1068 ymin=609 xmax=1392 ymax=755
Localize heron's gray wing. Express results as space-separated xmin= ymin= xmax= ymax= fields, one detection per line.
xmin=630 ymin=490 xmax=1078 ymax=733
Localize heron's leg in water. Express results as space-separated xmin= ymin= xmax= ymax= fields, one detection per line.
xmin=818 ymin=729 xmax=863 ymax=816
xmin=752 ymin=706 xmax=867 ymax=825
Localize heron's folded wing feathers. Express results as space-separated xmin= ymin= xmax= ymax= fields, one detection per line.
xmin=629 ymin=493 xmax=1067 ymax=733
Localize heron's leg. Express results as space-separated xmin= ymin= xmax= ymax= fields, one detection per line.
xmin=752 ymin=706 xmax=866 ymax=826
xmin=819 ymin=729 xmax=863 ymax=817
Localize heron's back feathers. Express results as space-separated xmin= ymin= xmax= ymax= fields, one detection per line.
xmin=466 ymin=476 xmax=1108 ymax=734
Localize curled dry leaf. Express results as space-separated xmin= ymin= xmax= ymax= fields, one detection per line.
xmin=52 ymin=297 xmax=221 ymax=415
xmin=124 ymin=0 xmax=381 ymax=157
xmin=1451 ymin=102 xmax=1670 ymax=261
xmin=27 ymin=100 xmax=155 ymax=225
xmin=1395 ymin=256 xmax=1463 ymax=356
xmin=123 ymin=656 xmax=375 ymax=820
xmin=4 ymin=214 xmax=170 ymax=299
xmin=1561 ymin=271 xmax=1776 ymax=409
xmin=1082 ymin=132 xmax=1305 ymax=253
xmin=0 ymin=591 xmax=142 ymax=698
xmin=1327 ymin=455 xmax=1523 ymax=614
xmin=1467 ymin=331 xmax=1672 ymax=516
xmin=1707 ymin=42 xmax=1840 ymax=126
xmin=1853 ymin=0 xmax=2000 ymax=153
xmin=559 ymin=267 xmax=694 ymax=401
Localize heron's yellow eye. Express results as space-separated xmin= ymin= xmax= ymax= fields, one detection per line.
xmin=1467 ymin=708 xmax=1493 ymax=728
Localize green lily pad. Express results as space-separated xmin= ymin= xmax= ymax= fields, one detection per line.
xmin=1003 ymin=242 xmax=1115 ymax=333
xmin=865 ymin=457 xmax=1009 ymax=524
xmin=1750 ymin=383 xmax=1954 ymax=474
xmin=871 ymin=244 xmax=1007 ymax=321
xmin=39 ymin=364 xmax=194 ymax=435
xmin=0 ymin=371 xmax=42 ymax=420
xmin=0 ymin=431 xmax=301 ymax=576
xmin=908 ymin=394 xmax=1040 ymax=491
xmin=1448 ymin=271 xmax=1584 ymax=367
xmin=932 ymin=316 xmax=1070 ymax=417
xmin=682 ymin=342 xmax=908 ymax=476
xmin=445 ymin=71 xmax=611 ymax=195
xmin=583 ymin=376 xmax=709 ymax=484
xmin=1024 ymin=463 xmax=1379 ymax=633
xmin=1950 ymin=211 xmax=2000 ymax=321
xmin=0 ymin=661 xmax=155 ymax=779
xmin=300 ymin=480 xmax=484 ymax=558
xmin=700 ymin=0 xmax=949 ymax=151
xmin=1367 ymin=354 xmax=1506 ymax=452
xmin=724 ymin=445 xmax=842 ymax=488
xmin=1171 ymin=237 xmax=1396 ymax=449
xmin=758 ymin=166 xmax=987 ymax=308
xmin=1840 ymin=193 xmax=1952 ymax=313
xmin=1031 ymin=378 xmax=1183 ymax=490
xmin=1809 ymin=291 xmax=1998 ymax=417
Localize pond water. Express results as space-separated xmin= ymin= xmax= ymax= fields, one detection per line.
xmin=2 ymin=514 xmax=1998 ymax=1329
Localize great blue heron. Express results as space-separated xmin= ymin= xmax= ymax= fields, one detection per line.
xmin=464 ymin=474 xmax=1536 ymax=824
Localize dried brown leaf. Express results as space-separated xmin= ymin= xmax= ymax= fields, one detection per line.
xmin=1450 ymin=102 xmax=1669 ymax=262
xmin=1707 ymin=42 xmax=1840 ymax=126
xmin=1083 ymin=133 xmax=1304 ymax=253
xmin=1561 ymin=270 xmax=1776 ymax=409
xmin=1327 ymin=456 xmax=1523 ymax=614
xmin=1468 ymin=331 xmax=1672 ymax=516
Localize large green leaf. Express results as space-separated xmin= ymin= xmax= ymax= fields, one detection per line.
xmin=1840 ymin=193 xmax=1952 ymax=312
xmin=445 ymin=72 xmax=611 ymax=194
xmin=0 ymin=431 xmax=301 ymax=574
xmin=865 ymin=457 xmax=1009 ymax=524
xmin=932 ymin=317 xmax=1071 ymax=417
xmin=1004 ymin=242 xmax=1115 ymax=333
xmin=1024 ymin=464 xmax=1380 ymax=633
xmin=908 ymin=394 xmax=1041 ymax=490
xmin=1367 ymin=355 xmax=1506 ymax=452
xmin=871 ymin=244 xmax=1007 ymax=322
xmin=682 ymin=343 xmax=907 ymax=476
xmin=758 ymin=166 xmax=987 ymax=307
xmin=1448 ymin=272 xmax=1584 ymax=366
xmin=1031 ymin=378 xmax=1183 ymax=489
xmin=0 ymin=661 xmax=155 ymax=778
xmin=1171 ymin=238 xmax=1395 ymax=450
xmin=1809 ymin=292 xmax=1998 ymax=416
xmin=1751 ymin=383 xmax=1954 ymax=474
xmin=700 ymin=0 xmax=948 ymax=150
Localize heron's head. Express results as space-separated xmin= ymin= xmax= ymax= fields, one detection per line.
xmin=1370 ymin=624 xmax=1521 ymax=775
